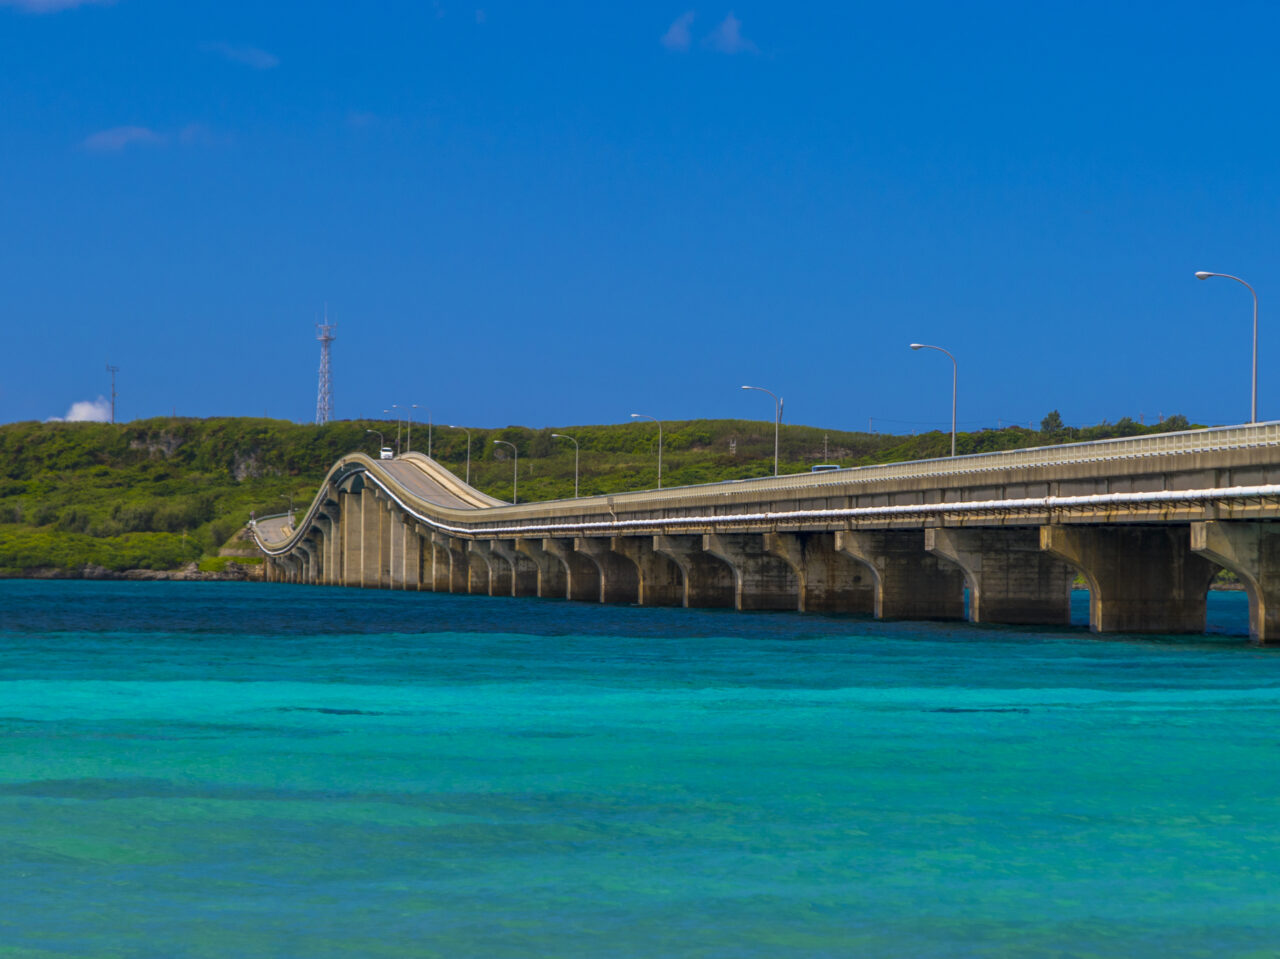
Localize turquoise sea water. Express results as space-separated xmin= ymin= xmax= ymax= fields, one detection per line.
xmin=1 ymin=582 xmax=1278 ymax=958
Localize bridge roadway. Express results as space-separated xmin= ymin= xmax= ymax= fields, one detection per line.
xmin=251 ymin=422 xmax=1280 ymax=643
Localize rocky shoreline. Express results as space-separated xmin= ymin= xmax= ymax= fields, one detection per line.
xmin=3 ymin=562 xmax=264 ymax=582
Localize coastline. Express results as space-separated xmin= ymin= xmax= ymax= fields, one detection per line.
xmin=0 ymin=562 xmax=264 ymax=583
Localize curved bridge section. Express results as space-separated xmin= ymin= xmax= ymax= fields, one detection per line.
xmin=251 ymin=422 xmax=1280 ymax=643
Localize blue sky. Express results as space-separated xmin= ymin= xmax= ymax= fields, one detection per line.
xmin=2 ymin=1 xmax=1278 ymax=432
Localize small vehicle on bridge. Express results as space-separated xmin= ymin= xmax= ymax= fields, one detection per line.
xmin=379 ymin=447 xmax=394 ymax=460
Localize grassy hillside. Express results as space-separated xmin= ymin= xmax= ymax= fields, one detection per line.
xmin=0 ymin=412 xmax=1198 ymax=574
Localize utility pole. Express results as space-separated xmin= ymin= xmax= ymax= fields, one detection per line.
xmin=106 ymin=363 xmax=119 ymax=423
xmin=315 ymin=310 xmax=336 ymax=425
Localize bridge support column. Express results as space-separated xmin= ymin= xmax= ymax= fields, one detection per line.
xmin=401 ymin=524 xmax=423 ymax=590
xmin=834 ymin=529 xmax=965 ymax=620
xmin=388 ymin=511 xmax=406 ymax=588
xmin=611 ymin=536 xmax=683 ymax=606
xmin=319 ymin=512 xmax=341 ymax=585
xmin=653 ymin=535 xmax=735 ymax=607
xmin=574 ymin=537 xmax=640 ymax=604
xmin=359 ymin=488 xmax=382 ymax=588
xmin=1041 ymin=525 xmax=1218 ymax=633
xmin=703 ymin=532 xmax=800 ymax=611
xmin=469 ymin=541 xmax=509 ymax=596
xmin=515 ymin=539 xmax=567 ymax=599
xmin=763 ymin=531 xmax=874 ymax=613
xmin=925 ymin=527 xmax=1074 ymax=625
xmin=340 ymin=489 xmax=361 ymax=587
xmin=432 ymin=533 xmax=468 ymax=593
xmin=1191 ymin=521 xmax=1280 ymax=643
xmin=543 ymin=538 xmax=600 ymax=602
xmin=491 ymin=540 xmax=539 ymax=597
xmin=466 ymin=547 xmax=490 ymax=595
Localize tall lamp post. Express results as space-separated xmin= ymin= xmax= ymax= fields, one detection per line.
xmin=365 ymin=428 xmax=385 ymax=455
xmin=413 ymin=404 xmax=432 ymax=457
xmin=448 ymin=427 xmax=473 ymax=486
xmin=740 ymin=385 xmax=783 ymax=476
xmin=630 ymin=413 xmax=663 ymax=489
xmin=909 ymin=343 xmax=958 ymax=457
xmin=448 ymin=425 xmax=472 ymax=485
xmin=551 ymin=433 xmax=580 ymax=498
xmin=493 ymin=439 xmax=518 ymax=504
xmin=385 ymin=408 xmax=401 ymax=454
xmin=1196 ymin=271 xmax=1260 ymax=423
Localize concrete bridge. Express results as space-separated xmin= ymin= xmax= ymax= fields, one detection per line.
xmin=251 ymin=422 xmax=1280 ymax=643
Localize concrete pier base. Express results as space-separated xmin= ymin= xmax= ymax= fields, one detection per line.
xmin=611 ymin=536 xmax=684 ymax=606
xmin=703 ymin=532 xmax=799 ymax=611
xmin=1041 ymin=525 xmax=1218 ymax=633
xmin=654 ymin=535 xmax=735 ymax=608
xmin=575 ymin=537 xmax=640 ymax=604
xmin=834 ymin=529 xmax=965 ymax=620
xmin=764 ymin=531 xmax=874 ymax=613
xmin=925 ymin=527 xmax=1074 ymax=625
xmin=469 ymin=541 xmax=510 ymax=597
xmin=515 ymin=538 xmax=568 ymax=599
xmin=1191 ymin=521 xmax=1280 ymax=643
xmin=491 ymin=540 xmax=539 ymax=597
xmin=543 ymin=537 xmax=600 ymax=602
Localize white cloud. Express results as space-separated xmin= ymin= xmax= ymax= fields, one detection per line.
xmin=707 ymin=12 xmax=756 ymax=54
xmin=80 ymin=125 xmax=165 ymax=152
xmin=48 ymin=397 xmax=111 ymax=423
xmin=661 ymin=11 xmax=694 ymax=52
xmin=0 ymin=0 xmax=113 ymax=12
xmin=203 ymin=42 xmax=279 ymax=70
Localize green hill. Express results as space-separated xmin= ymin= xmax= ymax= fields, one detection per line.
xmin=0 ymin=412 xmax=1198 ymax=575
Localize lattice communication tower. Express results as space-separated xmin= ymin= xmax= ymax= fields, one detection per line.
xmin=315 ymin=314 xmax=336 ymax=425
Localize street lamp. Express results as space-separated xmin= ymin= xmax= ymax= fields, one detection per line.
xmin=909 ymin=343 xmax=958 ymax=457
xmin=365 ymin=428 xmax=385 ymax=455
xmin=1196 ymin=271 xmax=1260 ymax=423
xmin=630 ymin=413 xmax=663 ymax=489
xmin=493 ymin=440 xmax=518 ymax=504
xmin=740 ymin=385 xmax=783 ymax=476
xmin=551 ymin=433 xmax=580 ymax=498
xmin=448 ymin=425 xmax=473 ymax=485
xmin=385 ymin=407 xmax=401 ymax=454
xmin=281 ymin=494 xmax=295 ymax=528
xmin=413 ymin=404 xmax=432 ymax=457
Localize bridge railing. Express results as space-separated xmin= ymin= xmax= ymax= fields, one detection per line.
xmin=475 ymin=420 xmax=1280 ymax=518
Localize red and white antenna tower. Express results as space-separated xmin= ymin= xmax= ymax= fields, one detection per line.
xmin=315 ymin=310 xmax=336 ymax=425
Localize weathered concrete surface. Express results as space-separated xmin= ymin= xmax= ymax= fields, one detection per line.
xmin=491 ymin=539 xmax=539 ymax=597
xmin=611 ymin=536 xmax=684 ymax=606
xmin=575 ymin=537 xmax=640 ymax=604
xmin=653 ymin=535 xmax=735 ymax=608
xmin=1191 ymin=521 xmax=1280 ymax=643
xmin=1042 ymin=525 xmax=1219 ymax=633
xmin=763 ymin=531 xmax=874 ymax=613
xmin=543 ymin=537 xmax=600 ymax=602
xmin=703 ymin=532 xmax=799 ymax=611
xmin=834 ymin=529 xmax=965 ymax=620
xmin=515 ymin=538 xmax=567 ymax=599
xmin=925 ymin=527 xmax=1074 ymax=625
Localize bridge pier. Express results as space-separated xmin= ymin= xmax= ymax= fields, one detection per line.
xmin=1191 ymin=521 xmax=1280 ymax=643
xmin=515 ymin=538 xmax=568 ymax=599
xmin=925 ymin=527 xmax=1074 ymax=625
xmin=574 ymin=537 xmax=640 ymax=604
xmin=431 ymin=533 xmax=468 ymax=593
xmin=703 ymin=532 xmax=799 ymax=611
xmin=763 ymin=531 xmax=874 ymax=613
xmin=469 ymin=541 xmax=510 ymax=596
xmin=340 ymin=489 xmax=361 ymax=587
xmin=491 ymin=540 xmax=539 ymax=597
xmin=1041 ymin=525 xmax=1218 ymax=633
xmin=653 ymin=534 xmax=735 ymax=607
xmin=466 ymin=546 xmax=490 ymax=595
xmin=610 ymin=536 xmax=683 ymax=606
xmin=543 ymin=537 xmax=600 ymax=602
xmin=319 ymin=510 xmax=341 ymax=585
xmin=834 ymin=529 xmax=965 ymax=620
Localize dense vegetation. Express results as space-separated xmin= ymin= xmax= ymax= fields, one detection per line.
xmin=0 ymin=411 xmax=1200 ymax=574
